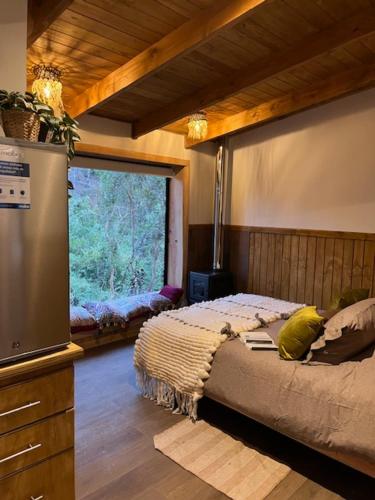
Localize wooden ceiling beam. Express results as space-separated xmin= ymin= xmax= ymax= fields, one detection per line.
xmin=185 ymin=63 xmax=375 ymax=147
xmin=65 ymin=0 xmax=269 ymax=118
xmin=133 ymin=9 xmax=375 ymax=138
xmin=27 ymin=0 xmax=73 ymax=48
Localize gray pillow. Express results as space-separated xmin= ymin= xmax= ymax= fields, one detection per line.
xmin=305 ymin=298 xmax=375 ymax=365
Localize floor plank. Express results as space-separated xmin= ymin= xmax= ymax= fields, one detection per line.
xmin=75 ymin=343 xmax=374 ymax=499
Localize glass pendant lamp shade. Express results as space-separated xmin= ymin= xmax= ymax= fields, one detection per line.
xmin=32 ymin=65 xmax=64 ymax=118
xmin=187 ymin=111 xmax=208 ymax=140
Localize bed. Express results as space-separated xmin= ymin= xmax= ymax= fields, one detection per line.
xmin=134 ymin=294 xmax=375 ymax=478
xmin=205 ymin=318 xmax=375 ymax=478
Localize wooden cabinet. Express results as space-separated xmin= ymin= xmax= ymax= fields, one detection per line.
xmin=0 ymin=368 xmax=73 ymax=434
xmin=1 ymin=449 xmax=75 ymax=500
xmin=0 ymin=343 xmax=83 ymax=499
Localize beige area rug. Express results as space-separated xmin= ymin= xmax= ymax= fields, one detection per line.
xmin=154 ymin=419 xmax=291 ymax=500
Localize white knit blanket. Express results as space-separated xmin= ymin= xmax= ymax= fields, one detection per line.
xmin=134 ymin=294 xmax=304 ymax=419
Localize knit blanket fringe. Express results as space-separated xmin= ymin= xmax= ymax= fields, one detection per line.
xmin=136 ymin=367 xmax=201 ymax=420
xmin=134 ymin=294 xmax=304 ymax=419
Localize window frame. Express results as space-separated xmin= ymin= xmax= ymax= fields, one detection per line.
xmin=163 ymin=177 xmax=170 ymax=286
xmin=73 ymin=143 xmax=190 ymax=290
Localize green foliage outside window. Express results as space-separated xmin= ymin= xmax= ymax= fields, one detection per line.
xmin=69 ymin=167 xmax=167 ymax=306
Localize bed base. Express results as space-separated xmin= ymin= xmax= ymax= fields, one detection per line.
xmin=207 ymin=396 xmax=375 ymax=479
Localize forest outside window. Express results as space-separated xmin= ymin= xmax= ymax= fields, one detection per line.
xmin=69 ymin=167 xmax=168 ymax=306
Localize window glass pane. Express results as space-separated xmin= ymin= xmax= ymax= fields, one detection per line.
xmin=69 ymin=167 xmax=167 ymax=305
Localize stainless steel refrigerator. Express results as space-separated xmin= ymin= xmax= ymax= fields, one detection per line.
xmin=0 ymin=138 xmax=70 ymax=364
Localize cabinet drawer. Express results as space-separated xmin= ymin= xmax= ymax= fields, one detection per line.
xmin=0 ymin=448 xmax=74 ymax=500
xmin=0 ymin=367 xmax=73 ymax=435
xmin=0 ymin=410 xmax=73 ymax=479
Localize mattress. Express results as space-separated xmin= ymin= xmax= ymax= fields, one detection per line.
xmin=205 ymin=319 xmax=375 ymax=476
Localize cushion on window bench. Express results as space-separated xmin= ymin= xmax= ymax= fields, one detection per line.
xmin=83 ymin=292 xmax=173 ymax=329
xmin=159 ymin=285 xmax=183 ymax=304
xmin=70 ymin=305 xmax=98 ymax=333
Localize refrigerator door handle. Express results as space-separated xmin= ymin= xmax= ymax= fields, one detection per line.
xmin=0 ymin=400 xmax=41 ymax=417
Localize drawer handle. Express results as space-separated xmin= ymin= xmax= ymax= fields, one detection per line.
xmin=0 ymin=400 xmax=41 ymax=417
xmin=0 ymin=442 xmax=42 ymax=464
xmin=31 ymin=496 xmax=44 ymax=500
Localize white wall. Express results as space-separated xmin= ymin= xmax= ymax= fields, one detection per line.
xmin=0 ymin=0 xmax=27 ymax=91
xmin=78 ymin=115 xmax=216 ymax=224
xmin=226 ymin=88 xmax=375 ymax=233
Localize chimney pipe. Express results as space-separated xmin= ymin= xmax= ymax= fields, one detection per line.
xmin=212 ymin=144 xmax=225 ymax=270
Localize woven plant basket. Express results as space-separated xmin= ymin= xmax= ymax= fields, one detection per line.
xmin=1 ymin=109 xmax=40 ymax=142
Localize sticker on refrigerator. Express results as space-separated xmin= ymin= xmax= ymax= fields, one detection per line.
xmin=0 ymin=161 xmax=31 ymax=209
xmin=0 ymin=144 xmax=25 ymax=163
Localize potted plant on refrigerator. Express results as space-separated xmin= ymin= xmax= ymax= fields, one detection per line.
xmin=0 ymin=90 xmax=52 ymax=142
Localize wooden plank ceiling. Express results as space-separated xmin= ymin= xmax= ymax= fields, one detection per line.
xmin=27 ymin=0 xmax=375 ymax=147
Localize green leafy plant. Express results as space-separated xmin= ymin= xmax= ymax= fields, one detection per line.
xmin=39 ymin=112 xmax=79 ymax=195
xmin=40 ymin=111 xmax=80 ymax=161
xmin=0 ymin=90 xmax=80 ymax=162
xmin=0 ymin=90 xmax=52 ymax=115
xmin=53 ymin=112 xmax=80 ymax=162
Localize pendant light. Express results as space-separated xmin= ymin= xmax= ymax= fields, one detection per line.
xmin=32 ymin=64 xmax=64 ymax=117
xmin=187 ymin=111 xmax=208 ymax=140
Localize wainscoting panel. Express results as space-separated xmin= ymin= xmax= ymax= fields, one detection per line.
xmin=188 ymin=225 xmax=375 ymax=309
xmin=225 ymin=226 xmax=375 ymax=309
xmin=187 ymin=224 xmax=213 ymax=273
xmin=223 ymin=227 xmax=250 ymax=292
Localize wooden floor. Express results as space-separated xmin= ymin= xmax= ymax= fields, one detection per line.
xmin=75 ymin=343 xmax=374 ymax=500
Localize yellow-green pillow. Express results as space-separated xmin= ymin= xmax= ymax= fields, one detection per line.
xmin=329 ymin=288 xmax=369 ymax=311
xmin=278 ymin=306 xmax=324 ymax=361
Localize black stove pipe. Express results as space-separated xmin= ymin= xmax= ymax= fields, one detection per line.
xmin=213 ymin=143 xmax=225 ymax=270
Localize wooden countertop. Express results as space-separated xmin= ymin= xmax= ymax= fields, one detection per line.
xmin=0 ymin=343 xmax=84 ymax=382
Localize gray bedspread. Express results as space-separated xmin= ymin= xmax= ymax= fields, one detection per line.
xmin=205 ymin=319 xmax=375 ymax=471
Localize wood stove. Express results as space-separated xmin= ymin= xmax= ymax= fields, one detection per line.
xmin=188 ymin=270 xmax=233 ymax=304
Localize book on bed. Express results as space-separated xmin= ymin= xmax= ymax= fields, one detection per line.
xmin=242 ymin=331 xmax=278 ymax=351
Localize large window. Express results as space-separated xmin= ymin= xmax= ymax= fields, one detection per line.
xmin=69 ymin=167 xmax=168 ymax=306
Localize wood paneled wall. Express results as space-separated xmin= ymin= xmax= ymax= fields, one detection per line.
xmin=189 ymin=224 xmax=375 ymax=309
xmin=187 ymin=224 xmax=213 ymax=273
